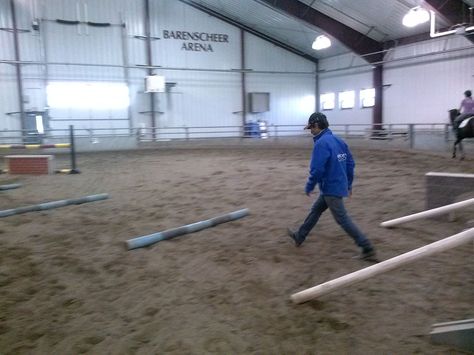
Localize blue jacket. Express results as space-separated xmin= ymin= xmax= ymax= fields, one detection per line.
xmin=305 ymin=128 xmax=355 ymax=197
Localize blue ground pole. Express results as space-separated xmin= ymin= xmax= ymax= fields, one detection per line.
xmin=0 ymin=183 xmax=21 ymax=191
xmin=126 ymin=208 xmax=249 ymax=250
xmin=0 ymin=193 xmax=108 ymax=218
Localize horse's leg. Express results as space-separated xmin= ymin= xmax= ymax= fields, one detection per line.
xmin=452 ymin=139 xmax=458 ymax=158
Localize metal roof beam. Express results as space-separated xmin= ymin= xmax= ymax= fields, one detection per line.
xmin=258 ymin=0 xmax=384 ymax=63
xmin=424 ymin=0 xmax=471 ymax=25
xmin=424 ymin=0 xmax=474 ymax=44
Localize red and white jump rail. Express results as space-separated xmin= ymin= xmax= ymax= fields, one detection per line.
xmin=0 ymin=126 xmax=79 ymax=174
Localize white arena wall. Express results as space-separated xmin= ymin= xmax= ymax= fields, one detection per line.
xmin=319 ymin=36 xmax=474 ymax=126
xmin=1 ymin=0 xmax=473 ymax=140
xmin=0 ymin=0 xmax=317 ymax=137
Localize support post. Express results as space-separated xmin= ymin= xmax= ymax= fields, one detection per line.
xmin=240 ymin=29 xmax=247 ymax=127
xmin=291 ymin=228 xmax=474 ymax=303
xmin=10 ymin=0 xmax=25 ymax=134
xmin=373 ymin=65 xmax=383 ymax=132
xmin=409 ymin=124 xmax=414 ymax=149
xmin=69 ymin=125 xmax=80 ymax=174
xmin=144 ymin=0 xmax=156 ymax=139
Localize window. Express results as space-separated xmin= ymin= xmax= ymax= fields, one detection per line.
xmin=46 ymin=82 xmax=130 ymax=110
xmin=338 ymin=90 xmax=355 ymax=109
xmin=360 ymin=88 xmax=375 ymax=108
xmin=320 ymin=93 xmax=335 ymax=110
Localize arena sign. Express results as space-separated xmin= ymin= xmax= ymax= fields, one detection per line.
xmin=162 ymin=30 xmax=229 ymax=52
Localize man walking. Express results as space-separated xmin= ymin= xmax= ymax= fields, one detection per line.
xmin=287 ymin=112 xmax=376 ymax=260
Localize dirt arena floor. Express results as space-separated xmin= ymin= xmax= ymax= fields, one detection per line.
xmin=0 ymin=143 xmax=473 ymax=354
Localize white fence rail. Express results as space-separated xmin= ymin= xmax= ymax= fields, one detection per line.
xmin=0 ymin=123 xmax=471 ymax=153
xmin=0 ymin=123 xmax=454 ymax=141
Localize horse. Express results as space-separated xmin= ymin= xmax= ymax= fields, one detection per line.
xmin=449 ymin=108 xmax=474 ymax=160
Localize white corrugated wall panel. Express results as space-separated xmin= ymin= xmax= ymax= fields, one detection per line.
xmin=318 ymin=53 xmax=374 ymax=127
xmin=195 ymin=0 xmax=347 ymax=58
xmin=40 ymin=0 xmax=78 ymax=21
xmin=11 ymin=0 xmax=38 ymax=29
xmin=0 ymin=65 xmax=21 ymax=131
xmin=318 ymin=71 xmax=373 ymax=126
xmin=5 ymin=0 xmax=41 ymax=62
xmin=0 ymin=0 xmax=317 ymax=137
xmin=0 ymin=1 xmax=14 ymax=60
xmin=384 ymin=36 xmax=473 ymax=65
xmin=245 ymin=32 xmax=316 ymax=73
xmin=118 ymin=0 xmax=146 ymax=68
xmin=246 ymin=73 xmax=316 ymax=128
xmin=150 ymin=0 xmax=240 ymax=70
xmin=12 ymin=1 xmax=44 ymax=115
xmin=38 ymin=0 xmax=128 ymax=130
xmin=159 ymin=70 xmax=241 ymax=128
xmin=319 ymin=52 xmax=369 ymax=73
xmin=245 ymin=33 xmax=316 ymax=128
xmin=0 ymin=0 xmax=12 ymax=29
xmin=43 ymin=22 xmax=124 ymax=67
xmin=317 ymin=36 xmax=474 ymax=126
xmin=0 ymin=1 xmax=21 ymax=131
xmin=384 ymin=37 xmax=474 ymax=124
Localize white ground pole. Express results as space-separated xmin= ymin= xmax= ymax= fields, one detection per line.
xmin=380 ymin=198 xmax=474 ymax=228
xmin=0 ymin=193 xmax=109 ymax=218
xmin=126 ymin=208 xmax=249 ymax=250
xmin=291 ymin=228 xmax=474 ymax=304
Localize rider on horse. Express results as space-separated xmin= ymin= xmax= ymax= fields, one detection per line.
xmin=454 ymin=90 xmax=474 ymax=129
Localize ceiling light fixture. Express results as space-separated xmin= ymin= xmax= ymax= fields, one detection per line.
xmin=402 ymin=6 xmax=430 ymax=27
xmin=312 ymin=35 xmax=331 ymax=50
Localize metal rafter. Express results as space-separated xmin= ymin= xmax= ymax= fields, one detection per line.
xmin=425 ymin=0 xmax=471 ymax=24
xmin=257 ymin=0 xmax=384 ymax=63
xmin=177 ymin=0 xmax=319 ymax=63
xmin=424 ymin=0 xmax=474 ymax=44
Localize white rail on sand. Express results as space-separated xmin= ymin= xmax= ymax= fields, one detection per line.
xmin=291 ymin=228 xmax=474 ymax=304
xmin=380 ymin=198 xmax=474 ymax=228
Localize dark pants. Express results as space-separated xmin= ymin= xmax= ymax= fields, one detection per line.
xmin=296 ymin=194 xmax=372 ymax=250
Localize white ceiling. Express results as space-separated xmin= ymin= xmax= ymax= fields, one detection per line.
xmin=184 ymin=0 xmax=470 ymax=61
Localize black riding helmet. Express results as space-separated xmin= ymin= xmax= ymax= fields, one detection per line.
xmin=305 ymin=112 xmax=329 ymax=130
xmin=465 ymin=90 xmax=472 ymax=98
